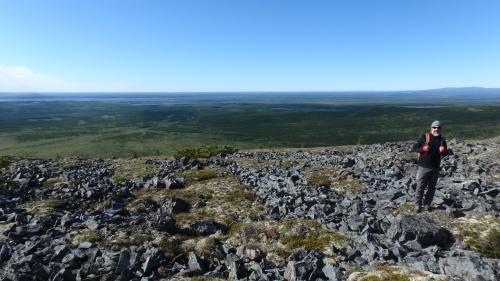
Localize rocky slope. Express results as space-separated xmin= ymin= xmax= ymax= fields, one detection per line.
xmin=0 ymin=137 xmax=499 ymax=281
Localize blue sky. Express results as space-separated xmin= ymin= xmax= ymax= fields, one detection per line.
xmin=0 ymin=0 xmax=499 ymax=92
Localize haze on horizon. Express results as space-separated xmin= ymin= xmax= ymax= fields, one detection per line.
xmin=1 ymin=0 xmax=499 ymax=93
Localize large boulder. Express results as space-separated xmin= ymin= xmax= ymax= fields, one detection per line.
xmin=439 ymin=250 xmax=499 ymax=280
xmin=386 ymin=214 xmax=454 ymax=248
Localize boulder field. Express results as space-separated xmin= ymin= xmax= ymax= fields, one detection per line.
xmin=0 ymin=137 xmax=499 ymax=280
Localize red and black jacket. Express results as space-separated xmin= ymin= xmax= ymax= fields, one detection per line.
xmin=412 ymin=133 xmax=448 ymax=169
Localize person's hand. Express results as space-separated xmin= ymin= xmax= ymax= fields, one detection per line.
xmin=439 ymin=146 xmax=446 ymax=154
xmin=422 ymin=145 xmax=430 ymax=152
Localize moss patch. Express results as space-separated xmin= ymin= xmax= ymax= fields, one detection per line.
xmin=130 ymin=173 xmax=267 ymax=259
xmin=227 ymin=219 xmax=347 ymax=264
xmin=456 ymin=215 xmax=500 ymax=258
xmin=69 ymin=229 xmax=104 ymax=245
xmin=158 ymin=236 xmax=184 ymax=256
xmin=0 ymin=156 xmax=12 ymax=170
xmin=0 ymin=178 xmax=21 ymax=195
xmin=281 ymin=219 xmax=347 ymax=253
xmin=170 ymin=177 xmax=265 ymax=229
xmin=174 ymin=167 xmax=228 ymax=186
xmin=393 ymin=203 xmax=415 ymax=215
xmin=306 ymin=168 xmax=365 ymax=194
xmin=112 ymin=159 xmax=159 ymax=183
xmin=110 ymin=231 xmax=154 ymax=247
xmin=348 ymin=265 xmax=447 ymax=281
xmin=42 ymin=177 xmax=66 ymax=188
xmin=19 ymin=198 xmax=68 ymax=216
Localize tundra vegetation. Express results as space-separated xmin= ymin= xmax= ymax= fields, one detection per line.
xmin=1 ymin=101 xmax=500 ymax=158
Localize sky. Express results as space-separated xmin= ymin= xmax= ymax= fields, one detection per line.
xmin=0 ymin=0 xmax=499 ymax=92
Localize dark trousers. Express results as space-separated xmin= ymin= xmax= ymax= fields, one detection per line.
xmin=415 ymin=166 xmax=439 ymax=206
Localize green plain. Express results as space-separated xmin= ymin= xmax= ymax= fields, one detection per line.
xmin=1 ymin=101 xmax=499 ymax=158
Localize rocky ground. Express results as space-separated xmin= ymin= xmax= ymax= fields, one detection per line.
xmin=0 ymin=137 xmax=499 ymax=281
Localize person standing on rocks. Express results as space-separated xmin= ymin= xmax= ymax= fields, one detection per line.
xmin=413 ymin=120 xmax=448 ymax=213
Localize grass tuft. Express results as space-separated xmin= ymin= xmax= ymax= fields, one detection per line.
xmin=463 ymin=228 xmax=500 ymax=258
xmin=307 ymin=168 xmax=365 ymax=193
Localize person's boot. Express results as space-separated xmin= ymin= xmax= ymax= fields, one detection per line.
xmin=414 ymin=205 xmax=422 ymax=213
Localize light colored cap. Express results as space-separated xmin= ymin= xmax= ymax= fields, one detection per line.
xmin=431 ymin=120 xmax=441 ymax=128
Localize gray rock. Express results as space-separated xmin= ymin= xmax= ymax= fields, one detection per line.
xmin=190 ymin=219 xmax=228 ymax=236
xmin=142 ymin=247 xmax=165 ymax=275
xmin=0 ymin=243 xmax=11 ymax=263
xmin=78 ymin=241 xmax=93 ymax=249
xmin=115 ymin=248 xmax=132 ymax=280
xmin=164 ymin=176 xmax=185 ymax=189
xmin=386 ymin=214 xmax=454 ymax=248
xmin=187 ymin=251 xmax=206 ymax=272
xmin=158 ymin=197 xmax=190 ymax=215
xmin=149 ymin=213 xmax=176 ymax=233
xmin=225 ymin=254 xmax=248 ymax=281
xmin=439 ymin=251 xmax=498 ymax=280
xmin=248 ymin=262 xmax=268 ymax=281
xmin=84 ymin=219 xmax=100 ymax=230
xmin=322 ymin=264 xmax=342 ymax=281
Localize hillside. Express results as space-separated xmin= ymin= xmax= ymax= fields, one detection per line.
xmin=0 ymin=137 xmax=499 ymax=280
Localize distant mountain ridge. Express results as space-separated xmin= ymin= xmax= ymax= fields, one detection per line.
xmin=1 ymin=87 xmax=500 ymax=96
xmin=415 ymin=87 xmax=500 ymax=94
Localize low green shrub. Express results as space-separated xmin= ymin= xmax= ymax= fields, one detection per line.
xmin=174 ymin=145 xmax=238 ymax=159
xmin=463 ymin=228 xmax=500 ymax=258
xmin=0 ymin=178 xmax=21 ymax=195
xmin=194 ymin=169 xmax=217 ymax=181
xmin=0 ymin=157 xmax=11 ymax=170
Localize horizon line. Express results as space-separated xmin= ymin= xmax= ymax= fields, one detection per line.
xmin=1 ymin=86 xmax=499 ymax=95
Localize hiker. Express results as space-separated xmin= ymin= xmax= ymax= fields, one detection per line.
xmin=412 ymin=120 xmax=448 ymax=213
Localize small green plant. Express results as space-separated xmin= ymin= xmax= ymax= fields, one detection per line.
xmin=70 ymin=229 xmax=103 ymax=245
xmin=307 ymin=171 xmax=331 ymax=187
xmin=225 ymin=185 xmax=256 ymax=202
xmin=393 ymin=203 xmax=415 ymax=215
xmin=174 ymin=145 xmax=238 ymax=159
xmin=112 ymin=159 xmax=159 ymax=183
xmin=158 ymin=237 xmax=183 ymax=255
xmin=112 ymin=233 xmax=153 ymax=247
xmin=281 ymin=159 xmax=295 ymax=169
xmin=0 ymin=157 xmax=11 ymax=170
xmin=0 ymin=179 xmax=21 ymax=195
xmin=357 ymin=135 xmax=365 ymax=145
xmin=463 ymin=228 xmax=500 ymax=258
xmin=283 ymin=228 xmax=347 ymax=252
xmin=194 ymin=169 xmax=217 ymax=181
xmin=457 ymin=216 xmax=500 ymax=258
xmin=307 ymin=168 xmax=365 ymax=193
